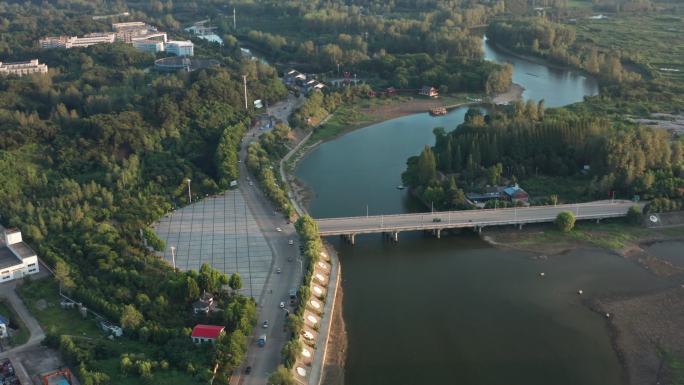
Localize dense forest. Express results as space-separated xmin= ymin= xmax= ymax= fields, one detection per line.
xmin=403 ymin=104 xmax=684 ymax=209
xmin=0 ymin=1 xmax=288 ymax=383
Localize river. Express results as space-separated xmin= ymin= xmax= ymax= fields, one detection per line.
xmin=293 ymin=38 xmax=663 ymax=385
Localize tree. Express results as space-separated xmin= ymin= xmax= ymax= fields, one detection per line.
xmin=268 ymin=365 xmax=297 ymax=385
xmin=550 ymin=194 xmax=558 ymax=206
xmin=626 ymin=205 xmax=643 ymax=225
xmin=229 ymin=272 xmax=243 ymax=292
xmin=555 ymin=211 xmax=576 ymax=232
xmin=185 ymin=276 xmax=200 ymax=301
xmin=417 ymin=145 xmax=437 ymax=185
xmin=120 ymin=305 xmax=144 ymax=330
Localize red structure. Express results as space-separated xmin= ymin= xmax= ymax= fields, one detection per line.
xmin=42 ymin=368 xmax=73 ymax=385
xmin=191 ymin=324 xmax=225 ymax=344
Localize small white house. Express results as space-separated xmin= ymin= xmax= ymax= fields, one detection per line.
xmin=0 ymin=228 xmax=39 ymax=283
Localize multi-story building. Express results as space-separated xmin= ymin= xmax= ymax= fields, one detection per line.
xmin=112 ymin=21 xmax=158 ymax=43
xmin=132 ymin=39 xmax=164 ymax=54
xmin=39 ymin=33 xmax=116 ymax=49
xmin=0 ymin=59 xmax=48 ymax=76
xmin=131 ymin=32 xmax=167 ymax=43
xmin=0 ymin=228 xmax=39 ymax=282
xmin=70 ymin=32 xmax=117 ymax=48
xmin=166 ymin=40 xmax=194 ymax=57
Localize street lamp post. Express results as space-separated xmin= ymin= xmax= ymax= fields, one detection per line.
xmin=186 ymin=178 xmax=192 ymax=203
xmin=170 ymin=246 xmax=176 ymax=270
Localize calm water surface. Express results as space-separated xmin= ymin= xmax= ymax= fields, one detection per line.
xmin=295 ymin=37 xmax=658 ymax=385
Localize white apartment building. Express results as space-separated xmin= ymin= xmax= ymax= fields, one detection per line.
xmin=0 ymin=59 xmax=48 ymax=76
xmin=166 ymin=40 xmax=194 ymax=57
xmin=0 ymin=229 xmax=39 ymax=282
xmin=40 ymin=33 xmax=116 ymax=49
xmin=132 ymin=39 xmax=165 ymax=54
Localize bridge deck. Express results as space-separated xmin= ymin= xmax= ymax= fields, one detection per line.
xmin=315 ymin=200 xmax=635 ymax=236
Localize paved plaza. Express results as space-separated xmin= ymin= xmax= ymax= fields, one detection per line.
xmin=152 ymin=190 xmax=273 ymax=299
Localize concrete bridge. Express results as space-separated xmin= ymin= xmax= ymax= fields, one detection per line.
xmin=315 ymin=200 xmax=636 ymax=244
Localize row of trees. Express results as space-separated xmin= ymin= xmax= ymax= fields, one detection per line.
xmin=403 ymin=105 xmax=684 ymax=209
xmin=0 ymin=1 xmax=288 ymax=382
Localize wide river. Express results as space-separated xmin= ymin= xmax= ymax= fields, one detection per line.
xmin=294 ymin=38 xmax=666 ymax=385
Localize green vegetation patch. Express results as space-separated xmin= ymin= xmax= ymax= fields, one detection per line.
xmin=0 ymin=301 xmax=29 ymax=346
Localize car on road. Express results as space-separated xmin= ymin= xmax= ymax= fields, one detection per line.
xmin=276 ymin=227 xmax=282 ymax=232
xmin=288 ymin=239 xmax=294 ymax=245
xmin=245 ymin=366 xmax=252 ymax=374
xmin=262 ymin=320 xmax=269 ymax=328
xmin=249 ymin=182 xmax=253 ymax=186
xmin=276 ymin=267 xmax=281 ymax=274
xmin=433 ymin=218 xmax=442 ymax=222
xmin=279 ymin=301 xmax=285 ymax=308
xmin=302 ymin=331 xmax=314 ymax=340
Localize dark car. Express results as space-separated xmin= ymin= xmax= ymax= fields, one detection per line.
xmin=432 ymin=218 xmax=442 ymax=222
xmin=245 ymin=366 xmax=252 ymax=374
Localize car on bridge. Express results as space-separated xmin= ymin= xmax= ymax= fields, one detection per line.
xmin=432 ymin=218 xmax=442 ymax=222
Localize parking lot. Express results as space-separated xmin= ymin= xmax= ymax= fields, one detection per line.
xmin=153 ymin=190 xmax=273 ymax=299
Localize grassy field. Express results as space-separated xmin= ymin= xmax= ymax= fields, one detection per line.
xmin=0 ymin=301 xmax=29 ymax=346
xmin=575 ymin=12 xmax=684 ymax=83
xmin=509 ymin=220 xmax=650 ymax=250
xmin=17 ymin=278 xmax=201 ymax=385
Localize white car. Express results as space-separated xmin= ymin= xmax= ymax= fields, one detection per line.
xmin=276 ymin=227 xmax=282 ymax=232
xmin=276 ymin=267 xmax=281 ymax=274
xmin=288 ymin=240 xmax=294 ymax=245
xmin=249 ymin=182 xmax=253 ymax=186
xmin=279 ymin=302 xmax=285 ymax=308
xmin=302 ymin=331 xmax=314 ymax=340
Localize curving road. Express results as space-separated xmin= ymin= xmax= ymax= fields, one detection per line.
xmin=316 ymin=200 xmax=637 ymax=237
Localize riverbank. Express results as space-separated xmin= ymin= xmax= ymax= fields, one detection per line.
xmin=285 ymin=85 xmax=524 ymax=211
xmin=482 ymin=221 xmax=684 ymax=385
xmin=320 ymin=276 xmax=346 ymax=385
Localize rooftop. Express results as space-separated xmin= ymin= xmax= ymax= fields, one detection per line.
xmin=191 ymin=324 xmax=225 ymax=339
xmin=0 ymin=248 xmax=22 ymax=270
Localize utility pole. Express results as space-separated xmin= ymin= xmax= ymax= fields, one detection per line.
xmin=366 ymin=205 xmax=369 ymax=218
xmin=170 ymin=246 xmax=176 ymax=270
xmin=243 ymin=75 xmax=248 ymax=111
xmin=233 ymin=8 xmax=236 ymax=30
xmin=186 ymin=178 xmax=192 ymax=203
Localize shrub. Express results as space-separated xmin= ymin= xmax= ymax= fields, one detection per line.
xmin=555 ymin=211 xmax=575 ymax=232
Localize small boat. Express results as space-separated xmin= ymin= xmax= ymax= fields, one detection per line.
xmin=396 ymin=185 xmax=405 ymax=190
xmin=429 ymin=107 xmax=447 ymax=116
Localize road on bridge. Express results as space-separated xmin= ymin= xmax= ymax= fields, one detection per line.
xmin=315 ymin=200 xmax=636 ymax=237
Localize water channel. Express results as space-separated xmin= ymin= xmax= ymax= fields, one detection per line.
xmin=294 ymin=38 xmax=667 ymax=385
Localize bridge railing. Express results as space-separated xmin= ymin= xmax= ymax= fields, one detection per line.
xmin=314 ymin=200 xmax=633 ymax=223
xmin=317 ymin=210 xmax=629 ymax=236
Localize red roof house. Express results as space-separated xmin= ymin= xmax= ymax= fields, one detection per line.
xmin=191 ymin=324 xmax=225 ymax=344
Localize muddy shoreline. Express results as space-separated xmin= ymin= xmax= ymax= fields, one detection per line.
xmin=320 ymin=279 xmax=347 ymax=385
xmin=484 ymin=227 xmax=684 ymax=385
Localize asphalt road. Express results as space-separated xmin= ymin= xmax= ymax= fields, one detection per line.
xmin=232 ymin=94 xmax=306 ymax=385
xmin=316 ymin=200 xmax=637 ymax=236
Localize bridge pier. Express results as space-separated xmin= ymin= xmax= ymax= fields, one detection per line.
xmin=435 ymin=229 xmax=441 ymax=239
xmin=596 ymin=218 xmax=601 ymax=224
xmin=341 ymin=234 xmax=356 ymax=245
xmin=392 ymin=231 xmax=399 ymax=242
xmin=518 ymin=223 xmax=523 ymax=230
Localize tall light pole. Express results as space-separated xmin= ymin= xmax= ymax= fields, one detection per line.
xmin=366 ymin=204 xmax=369 ymax=218
xmin=243 ymin=75 xmax=248 ymax=111
xmin=170 ymin=246 xmax=176 ymax=270
xmin=233 ymin=8 xmax=237 ymax=30
xmin=186 ymin=178 xmax=192 ymax=203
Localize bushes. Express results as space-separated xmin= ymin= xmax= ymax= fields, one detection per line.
xmin=555 ymin=211 xmax=576 ymax=232
xmin=627 ymin=205 xmax=644 ymax=224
